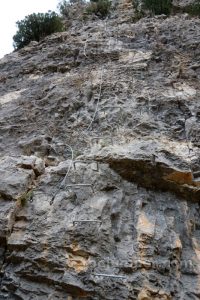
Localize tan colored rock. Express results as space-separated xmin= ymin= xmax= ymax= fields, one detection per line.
xmin=0 ymin=4 xmax=200 ymax=300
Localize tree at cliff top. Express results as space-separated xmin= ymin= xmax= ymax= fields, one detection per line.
xmin=13 ymin=11 xmax=63 ymax=50
xmin=143 ymin=0 xmax=172 ymax=15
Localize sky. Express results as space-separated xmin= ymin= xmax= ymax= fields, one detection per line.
xmin=0 ymin=0 xmax=59 ymax=58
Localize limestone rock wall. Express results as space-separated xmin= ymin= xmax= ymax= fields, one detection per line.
xmin=0 ymin=5 xmax=200 ymax=300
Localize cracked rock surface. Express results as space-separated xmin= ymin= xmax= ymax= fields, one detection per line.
xmin=0 ymin=0 xmax=200 ymax=299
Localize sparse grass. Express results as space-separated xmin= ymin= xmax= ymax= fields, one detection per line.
xmin=86 ymin=0 xmax=111 ymax=19
xmin=133 ymin=0 xmax=200 ymax=20
xmin=18 ymin=190 xmax=33 ymax=207
xmin=132 ymin=0 xmax=172 ymax=20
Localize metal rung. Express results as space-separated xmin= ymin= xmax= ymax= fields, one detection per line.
xmin=73 ymin=160 xmax=99 ymax=171
xmin=99 ymin=106 xmax=123 ymax=110
xmin=189 ymin=153 xmax=198 ymax=158
xmin=73 ymin=220 xmax=102 ymax=226
xmin=92 ymin=273 xmax=126 ymax=279
xmin=193 ymin=179 xmax=200 ymax=183
xmin=66 ymin=184 xmax=94 ymax=192
xmin=90 ymin=136 xmax=113 ymax=145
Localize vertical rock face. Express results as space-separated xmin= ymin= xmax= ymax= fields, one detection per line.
xmin=0 ymin=1 xmax=200 ymax=299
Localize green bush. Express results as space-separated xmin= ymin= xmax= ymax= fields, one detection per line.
xmin=86 ymin=0 xmax=111 ymax=18
xmin=185 ymin=0 xmax=200 ymax=16
xmin=132 ymin=0 xmax=143 ymax=21
xmin=13 ymin=11 xmax=64 ymax=50
xmin=142 ymin=0 xmax=172 ymax=15
xmin=58 ymin=0 xmax=71 ymax=17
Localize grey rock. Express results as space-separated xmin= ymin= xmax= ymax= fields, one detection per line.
xmin=0 ymin=1 xmax=200 ymax=299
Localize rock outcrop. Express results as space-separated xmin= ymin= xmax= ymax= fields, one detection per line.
xmin=0 ymin=0 xmax=200 ymax=299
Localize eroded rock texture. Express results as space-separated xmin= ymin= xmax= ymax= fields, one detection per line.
xmin=0 ymin=0 xmax=200 ymax=299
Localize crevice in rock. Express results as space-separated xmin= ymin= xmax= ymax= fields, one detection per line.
xmin=0 ymin=237 xmax=8 ymax=288
xmin=0 ymin=189 xmax=35 ymax=297
xmin=0 ymin=193 xmax=13 ymax=201
xmin=104 ymin=158 xmax=200 ymax=202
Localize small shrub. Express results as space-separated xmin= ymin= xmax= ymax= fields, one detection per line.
xmin=58 ymin=0 xmax=71 ymax=17
xmin=142 ymin=0 xmax=172 ymax=15
xmin=86 ymin=0 xmax=111 ymax=18
xmin=132 ymin=0 xmax=144 ymax=21
xmin=18 ymin=190 xmax=33 ymax=207
xmin=185 ymin=1 xmax=200 ymax=16
xmin=13 ymin=11 xmax=64 ymax=50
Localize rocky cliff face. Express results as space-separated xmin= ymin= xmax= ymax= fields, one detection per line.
xmin=0 ymin=1 xmax=200 ymax=299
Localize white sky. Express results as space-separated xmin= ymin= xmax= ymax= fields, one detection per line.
xmin=0 ymin=0 xmax=59 ymax=58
